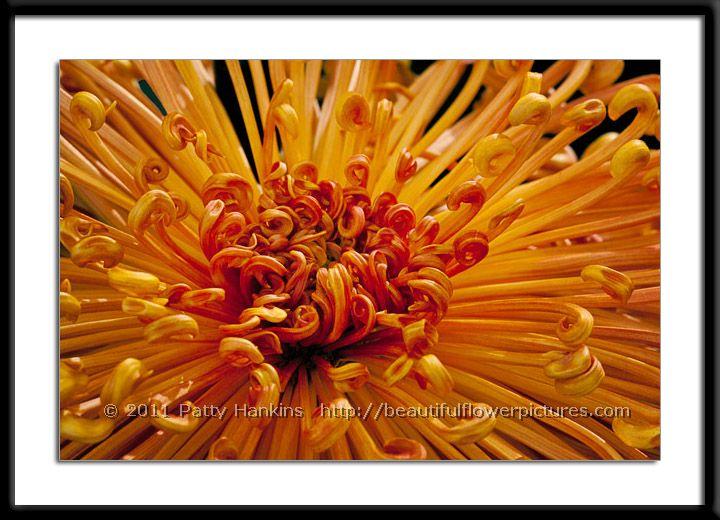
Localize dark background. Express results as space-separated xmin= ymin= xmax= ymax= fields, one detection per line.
xmin=213 ymin=60 xmax=660 ymax=175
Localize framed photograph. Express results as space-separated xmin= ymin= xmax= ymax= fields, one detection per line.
xmin=10 ymin=2 xmax=715 ymax=511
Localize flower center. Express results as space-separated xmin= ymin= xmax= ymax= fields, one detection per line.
xmin=188 ymin=156 xmax=490 ymax=386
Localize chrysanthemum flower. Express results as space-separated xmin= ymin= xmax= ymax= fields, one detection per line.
xmin=59 ymin=59 xmax=660 ymax=460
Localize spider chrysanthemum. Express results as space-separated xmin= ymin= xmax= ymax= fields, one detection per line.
xmin=59 ymin=59 xmax=660 ymax=460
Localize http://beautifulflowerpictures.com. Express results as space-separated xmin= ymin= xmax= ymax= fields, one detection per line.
xmin=59 ymin=60 xmax=660 ymax=460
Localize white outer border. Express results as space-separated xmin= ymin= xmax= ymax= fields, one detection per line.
xmin=14 ymin=16 xmax=703 ymax=506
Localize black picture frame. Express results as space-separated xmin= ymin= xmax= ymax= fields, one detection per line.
xmin=6 ymin=1 xmax=717 ymax=511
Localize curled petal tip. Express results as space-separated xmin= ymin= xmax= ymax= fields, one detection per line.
xmin=471 ymin=134 xmax=516 ymax=177
xmin=239 ymin=305 xmax=288 ymax=324
xmin=395 ymin=149 xmax=418 ymax=184
xmin=60 ymin=292 xmax=82 ymax=324
xmin=336 ymin=92 xmax=371 ymax=132
xmin=134 ymin=157 xmax=169 ymax=192
xmin=128 ymin=190 xmax=177 ymax=236
xmin=447 ymin=179 xmax=486 ymax=212
xmin=291 ymin=160 xmax=320 ymax=183
xmin=325 ymin=362 xmax=370 ymax=393
xmin=402 ymin=319 xmax=439 ymax=356
xmin=345 ymin=154 xmax=371 ymax=187
xmin=305 ymin=398 xmax=352 ymax=452
xmin=272 ymin=103 xmax=300 ymax=138
xmin=248 ymin=363 xmax=280 ymax=428
xmin=560 ymin=99 xmax=607 ymax=132
xmin=162 ymin=112 xmax=194 ymax=151
xmin=608 ymin=83 xmax=658 ymax=121
xmin=201 ymin=173 xmax=254 ymax=211
xmin=520 ymin=71 xmax=543 ymax=96
xmin=100 ymin=358 xmax=149 ymax=407
xmin=169 ymin=192 xmax=188 ymax=220
xmin=555 ymin=304 xmax=594 ymax=346
xmin=508 ymin=92 xmax=551 ymax=126
xmin=544 ymin=345 xmax=592 ymax=379
xmin=383 ymin=354 xmax=415 ymax=387
xmin=549 ymin=350 xmax=605 ymax=396
xmin=612 ymin=417 xmax=660 ymax=450
xmin=60 ymin=216 xmax=109 ymax=246
xmin=161 ymin=112 xmax=221 ymax=160
xmin=408 ymin=216 xmax=440 ymax=250
xmin=108 ymin=267 xmax=162 ymax=297
xmin=122 ymin=297 xmax=172 ymax=321
xmin=453 ymin=231 xmax=489 ymax=267
xmin=610 ymin=139 xmax=651 ymax=180
xmin=414 ymin=354 xmax=454 ymax=396
xmin=144 ymin=314 xmax=199 ymax=343
xmin=151 ymin=400 xmax=201 ymax=434
xmin=259 ymin=208 xmax=295 ymax=237
xmin=70 ymin=235 xmax=124 ymax=269
xmin=179 ymin=288 xmax=225 ymax=306
xmin=581 ymin=265 xmax=635 ymax=304
xmin=427 ymin=403 xmax=496 ymax=444
xmin=219 ymin=337 xmax=264 ymax=368
xmin=70 ymin=91 xmax=113 ymax=131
